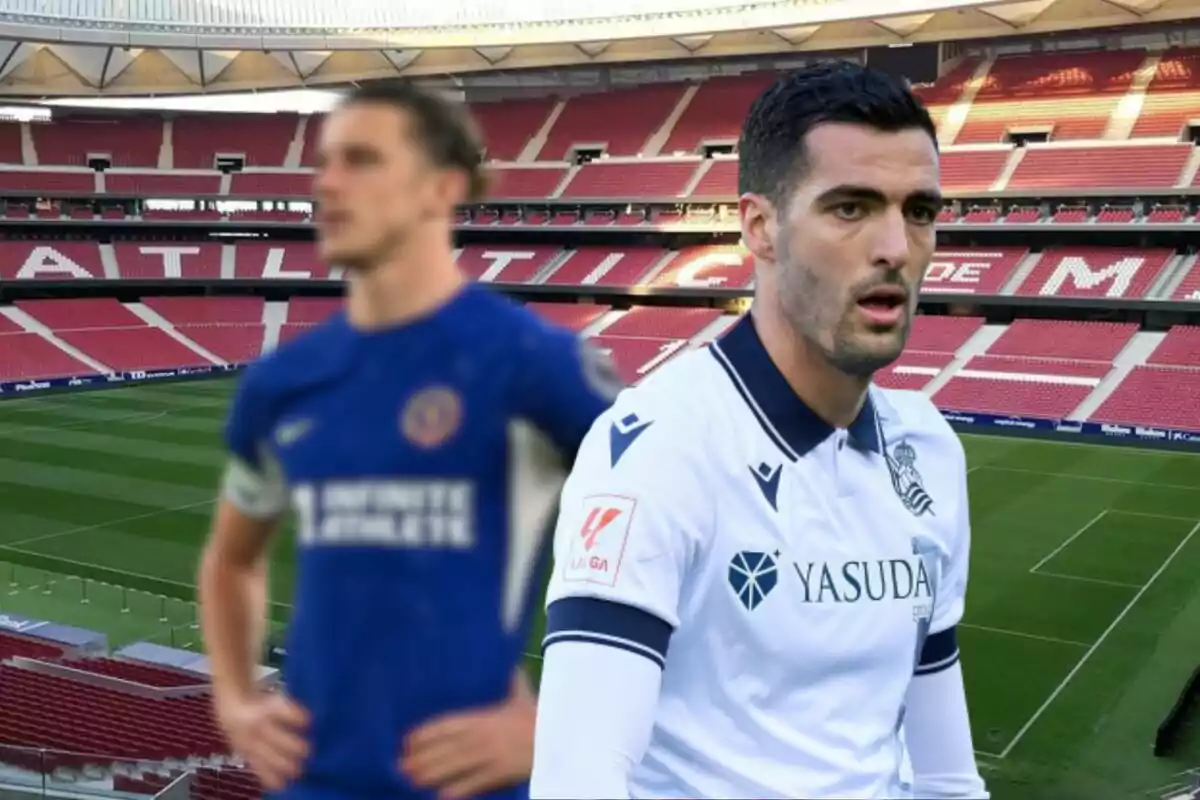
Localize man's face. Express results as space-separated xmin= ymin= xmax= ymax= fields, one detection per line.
xmin=742 ymin=122 xmax=940 ymax=377
xmin=312 ymin=102 xmax=459 ymax=270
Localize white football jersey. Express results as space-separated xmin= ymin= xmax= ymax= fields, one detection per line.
xmin=543 ymin=315 xmax=972 ymax=799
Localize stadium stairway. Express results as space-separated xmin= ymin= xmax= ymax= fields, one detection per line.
xmin=920 ymin=324 xmax=1005 ymax=397
xmin=1103 ymin=51 xmax=1162 ymax=140
xmin=125 ymin=304 xmax=230 ymax=367
xmin=0 ymin=306 xmax=112 ymax=374
xmin=1068 ymin=330 xmax=1166 ymax=420
xmin=936 ymin=55 xmax=996 ymax=146
xmin=262 ymin=301 xmax=289 ymax=352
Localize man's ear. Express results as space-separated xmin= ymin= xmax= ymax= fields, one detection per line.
xmin=738 ymin=193 xmax=776 ymax=265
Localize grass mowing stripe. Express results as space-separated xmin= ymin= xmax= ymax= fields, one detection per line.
xmin=997 ymin=519 xmax=1200 ymax=759
xmin=0 ymin=499 xmax=213 ymax=549
xmin=0 ymin=457 xmax=211 ymax=508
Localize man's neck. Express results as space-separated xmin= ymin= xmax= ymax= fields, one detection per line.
xmin=344 ymin=234 xmax=464 ymax=331
xmin=751 ymin=302 xmax=870 ymax=430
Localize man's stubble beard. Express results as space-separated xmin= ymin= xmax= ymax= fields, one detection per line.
xmin=776 ymin=241 xmax=912 ymax=380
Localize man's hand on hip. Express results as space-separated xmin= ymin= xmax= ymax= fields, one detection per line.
xmin=400 ymin=673 xmax=536 ymax=799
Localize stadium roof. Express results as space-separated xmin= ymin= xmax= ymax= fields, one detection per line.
xmin=0 ymin=0 xmax=1196 ymax=96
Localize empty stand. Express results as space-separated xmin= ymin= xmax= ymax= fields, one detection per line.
xmin=905 ymin=315 xmax=984 ymax=353
xmin=1170 ymin=259 xmax=1200 ymax=301
xmin=874 ymin=351 xmax=955 ymax=391
xmin=544 ymin=246 xmax=665 ymax=287
xmin=490 ymin=166 xmax=567 ymax=199
xmin=0 ymin=171 xmax=93 ymax=194
xmin=455 ymin=245 xmax=558 ymax=283
xmin=956 ymin=50 xmax=1145 ymax=143
xmin=933 ymin=377 xmax=1092 ymax=419
xmin=1091 ymin=367 xmax=1200 ymax=429
xmin=0 ymin=122 xmax=21 ymax=164
xmin=650 ymin=245 xmax=753 ymax=289
xmin=591 ymin=335 xmax=686 ymax=384
xmin=58 ymin=658 xmax=207 ymax=688
xmin=559 ymin=161 xmax=697 ymax=200
xmin=537 ymin=85 xmax=684 ymax=160
xmin=525 ymin=302 xmax=609 ymax=332
xmin=1132 ymin=48 xmax=1200 ymax=138
xmin=172 ymin=114 xmax=296 ymax=168
xmin=142 ymin=297 xmax=264 ymax=325
xmin=916 ymin=247 xmax=1022 ymax=297
xmin=229 ymin=172 xmax=312 ymax=198
xmin=940 ymin=150 xmax=1011 ymax=193
xmin=987 ymin=318 xmax=1135 ymax=361
xmin=0 ymin=241 xmax=104 ymax=281
xmin=56 ymin=328 xmax=210 ymax=372
xmin=114 ymin=241 xmax=222 ymax=280
xmin=687 ymin=159 xmax=736 ymax=199
xmin=0 ymin=665 xmax=226 ymax=765
xmin=470 ymin=99 xmax=556 ymax=161
xmin=17 ymin=298 xmax=143 ymax=330
xmin=1006 ymin=145 xmax=1190 ymax=190
xmin=0 ymin=333 xmax=95 ymax=381
xmin=106 ymin=172 xmax=221 ymax=197
xmin=234 ymin=241 xmax=325 ymax=280
xmin=662 ymin=73 xmax=775 ymax=154
xmin=288 ymin=298 xmax=341 ymax=324
xmin=0 ymin=632 xmax=64 ymax=661
xmin=33 ymin=117 xmax=161 ymax=167
xmin=1147 ymin=325 xmax=1200 ymax=367
xmin=601 ymin=307 xmax=721 ymax=340
xmin=1014 ymin=247 xmax=1173 ymax=299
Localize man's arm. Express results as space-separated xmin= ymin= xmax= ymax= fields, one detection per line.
xmin=197 ymin=370 xmax=308 ymax=792
xmin=530 ymin=398 xmax=707 ymax=799
xmin=903 ymin=432 xmax=988 ymax=799
xmin=198 ymin=369 xmax=289 ymax=710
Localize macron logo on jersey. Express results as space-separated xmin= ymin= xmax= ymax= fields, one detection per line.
xmin=563 ymin=495 xmax=635 ymax=587
xmin=750 ymin=462 xmax=782 ymax=511
xmin=610 ymin=413 xmax=652 ymax=467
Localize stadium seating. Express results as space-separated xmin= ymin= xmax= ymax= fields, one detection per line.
xmin=0 ymin=665 xmax=225 ymax=765
xmin=955 ymin=50 xmax=1146 ymax=143
xmin=56 ymin=657 xmax=208 ymax=688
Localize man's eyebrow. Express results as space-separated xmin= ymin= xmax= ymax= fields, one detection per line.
xmin=815 ymin=185 xmax=943 ymax=206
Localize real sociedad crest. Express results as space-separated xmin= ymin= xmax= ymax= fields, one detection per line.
xmin=886 ymin=440 xmax=935 ymax=517
xmin=401 ymin=386 xmax=462 ymax=449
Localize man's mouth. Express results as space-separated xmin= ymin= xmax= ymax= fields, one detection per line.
xmin=855 ymin=286 xmax=908 ymax=326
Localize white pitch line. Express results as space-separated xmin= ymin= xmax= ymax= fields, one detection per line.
xmin=1032 ymin=571 xmax=1142 ymax=590
xmin=0 ymin=499 xmax=214 ymax=549
xmin=998 ymin=519 xmax=1200 ymax=759
xmin=977 ymin=465 xmax=1200 ymax=494
xmin=1029 ymin=510 xmax=1108 ymax=573
xmin=959 ymin=622 xmax=1090 ymax=648
xmin=1105 ymin=509 xmax=1200 ymax=523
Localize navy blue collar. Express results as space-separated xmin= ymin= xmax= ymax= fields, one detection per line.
xmin=710 ymin=314 xmax=881 ymax=461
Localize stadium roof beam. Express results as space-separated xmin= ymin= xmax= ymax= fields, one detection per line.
xmin=0 ymin=0 xmax=1198 ymax=95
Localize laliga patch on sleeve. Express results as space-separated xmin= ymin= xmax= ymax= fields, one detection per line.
xmin=563 ymin=494 xmax=636 ymax=586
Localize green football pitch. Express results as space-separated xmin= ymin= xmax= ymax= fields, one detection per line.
xmin=0 ymin=379 xmax=1198 ymax=799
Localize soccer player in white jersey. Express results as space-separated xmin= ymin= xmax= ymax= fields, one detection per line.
xmin=530 ymin=61 xmax=989 ymax=799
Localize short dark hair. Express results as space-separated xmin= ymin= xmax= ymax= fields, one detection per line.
xmin=737 ymin=61 xmax=937 ymax=206
xmin=342 ymin=82 xmax=490 ymax=202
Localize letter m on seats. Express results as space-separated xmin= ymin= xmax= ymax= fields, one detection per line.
xmin=1040 ymin=254 xmax=1145 ymax=298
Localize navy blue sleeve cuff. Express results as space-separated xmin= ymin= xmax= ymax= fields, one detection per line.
xmin=915 ymin=625 xmax=960 ymax=676
xmin=544 ymin=597 xmax=673 ymax=669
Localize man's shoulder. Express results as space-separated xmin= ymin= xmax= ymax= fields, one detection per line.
xmin=240 ymin=316 xmax=350 ymax=398
xmin=590 ymin=347 xmax=726 ymax=460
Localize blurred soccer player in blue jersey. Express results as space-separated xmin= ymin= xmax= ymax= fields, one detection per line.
xmin=198 ymin=82 xmax=622 ymax=800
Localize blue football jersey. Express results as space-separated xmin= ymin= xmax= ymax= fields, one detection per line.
xmin=220 ymin=284 xmax=621 ymax=799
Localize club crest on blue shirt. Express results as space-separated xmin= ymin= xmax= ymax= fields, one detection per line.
xmin=401 ymin=385 xmax=462 ymax=449
xmin=885 ymin=440 xmax=935 ymax=517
